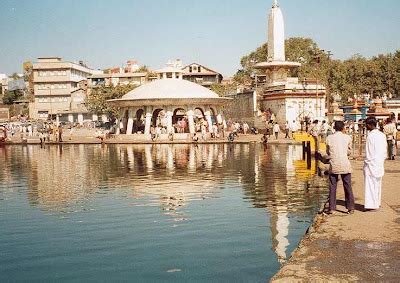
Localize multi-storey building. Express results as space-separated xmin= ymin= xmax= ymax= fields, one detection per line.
xmin=30 ymin=57 xmax=95 ymax=123
xmin=182 ymin=63 xmax=223 ymax=88
xmin=88 ymin=72 xmax=147 ymax=89
xmin=0 ymin=74 xmax=9 ymax=99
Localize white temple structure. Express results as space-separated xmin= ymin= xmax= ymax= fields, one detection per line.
xmin=255 ymin=0 xmax=326 ymax=124
xmin=108 ymin=64 xmax=230 ymax=141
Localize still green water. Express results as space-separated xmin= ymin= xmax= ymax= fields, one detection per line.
xmin=0 ymin=144 xmax=327 ymax=282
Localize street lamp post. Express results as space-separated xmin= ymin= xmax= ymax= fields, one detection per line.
xmin=49 ymin=86 xmax=53 ymax=122
xmin=313 ymin=50 xmax=332 ymax=120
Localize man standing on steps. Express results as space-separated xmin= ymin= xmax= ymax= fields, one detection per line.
xmin=325 ymin=120 xmax=355 ymax=215
xmin=364 ymin=117 xmax=387 ymax=211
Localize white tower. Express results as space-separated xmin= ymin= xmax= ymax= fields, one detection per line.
xmin=268 ymin=0 xmax=285 ymax=62
xmin=255 ymin=0 xmax=300 ymax=84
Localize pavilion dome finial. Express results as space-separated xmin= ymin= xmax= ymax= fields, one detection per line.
xmin=272 ymin=0 xmax=279 ymax=8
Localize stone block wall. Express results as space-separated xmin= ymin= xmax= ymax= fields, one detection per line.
xmin=224 ymin=92 xmax=256 ymax=124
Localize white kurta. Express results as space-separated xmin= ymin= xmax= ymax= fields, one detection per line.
xmin=364 ymin=129 xmax=387 ymax=209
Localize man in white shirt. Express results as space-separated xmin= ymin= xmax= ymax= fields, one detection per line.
xmin=289 ymin=120 xmax=297 ymax=138
xmin=383 ymin=118 xmax=397 ymax=160
xmin=320 ymin=120 xmax=329 ymax=142
xmin=325 ymin=121 xmax=355 ymax=214
xmin=364 ymin=117 xmax=387 ymax=210
xmin=273 ymin=123 xmax=280 ymax=140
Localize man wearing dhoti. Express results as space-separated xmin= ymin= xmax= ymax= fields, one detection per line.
xmin=364 ymin=117 xmax=387 ymax=210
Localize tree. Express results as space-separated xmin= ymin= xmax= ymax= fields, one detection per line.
xmin=135 ymin=65 xmax=150 ymax=73
xmin=235 ymin=37 xmax=400 ymax=100
xmin=2 ymin=90 xmax=24 ymax=105
xmin=23 ymin=61 xmax=34 ymax=95
xmin=235 ymin=37 xmax=326 ymax=85
xmin=210 ymin=83 xmax=236 ymax=97
xmin=85 ymin=84 xmax=137 ymax=118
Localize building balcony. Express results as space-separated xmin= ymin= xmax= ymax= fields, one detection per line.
xmin=34 ymin=88 xmax=72 ymax=96
xmin=34 ymin=76 xmax=71 ymax=83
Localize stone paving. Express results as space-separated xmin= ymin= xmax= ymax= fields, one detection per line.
xmin=272 ymin=159 xmax=400 ymax=282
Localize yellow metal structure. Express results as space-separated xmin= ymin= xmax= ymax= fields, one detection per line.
xmin=293 ymin=132 xmax=326 ymax=152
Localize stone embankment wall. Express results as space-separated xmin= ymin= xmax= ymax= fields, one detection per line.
xmin=224 ymin=92 xmax=259 ymax=126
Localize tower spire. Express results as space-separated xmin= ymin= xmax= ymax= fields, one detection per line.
xmin=272 ymin=0 xmax=278 ymax=8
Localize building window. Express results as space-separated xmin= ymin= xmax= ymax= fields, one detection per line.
xmin=198 ymin=66 xmax=201 ymax=73
xmin=38 ymin=111 xmax=48 ymax=118
xmin=189 ymin=66 xmax=192 ymax=72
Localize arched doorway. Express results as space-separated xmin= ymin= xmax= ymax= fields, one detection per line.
xmin=194 ymin=107 xmax=206 ymax=132
xmin=134 ymin=109 xmax=144 ymax=133
xmin=209 ymin=107 xmax=218 ymax=125
xmin=152 ymin=108 xmax=165 ymax=127
xmin=173 ymin=108 xmax=188 ymax=133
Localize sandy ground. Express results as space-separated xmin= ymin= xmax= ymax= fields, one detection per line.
xmin=272 ymin=160 xmax=400 ymax=282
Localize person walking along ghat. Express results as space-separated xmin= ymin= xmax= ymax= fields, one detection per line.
xmin=325 ymin=120 xmax=355 ymax=214
xmin=364 ymin=117 xmax=387 ymax=210
xmin=273 ymin=123 xmax=280 ymax=140
xmin=284 ymin=121 xmax=290 ymax=139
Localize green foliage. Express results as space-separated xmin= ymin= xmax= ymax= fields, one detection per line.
xmin=235 ymin=37 xmax=400 ymax=101
xmin=2 ymin=90 xmax=23 ymax=105
xmin=135 ymin=65 xmax=150 ymax=73
xmin=10 ymin=73 xmax=20 ymax=80
xmin=85 ymin=84 xmax=137 ymax=118
xmin=210 ymin=83 xmax=236 ymax=97
xmin=23 ymin=61 xmax=34 ymax=95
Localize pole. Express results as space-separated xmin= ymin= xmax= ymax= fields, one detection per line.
xmin=49 ymin=87 xmax=53 ymax=121
xmin=358 ymin=123 xmax=363 ymax=157
xmin=306 ymin=141 xmax=312 ymax=169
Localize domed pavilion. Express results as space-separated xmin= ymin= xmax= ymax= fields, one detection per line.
xmin=108 ymin=66 xmax=230 ymax=141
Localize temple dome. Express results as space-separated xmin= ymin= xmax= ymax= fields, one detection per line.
xmin=120 ymin=78 xmax=220 ymax=100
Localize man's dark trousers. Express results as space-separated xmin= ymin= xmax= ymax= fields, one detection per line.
xmin=329 ymin=173 xmax=355 ymax=211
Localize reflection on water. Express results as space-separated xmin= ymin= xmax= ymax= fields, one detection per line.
xmin=0 ymin=144 xmax=327 ymax=281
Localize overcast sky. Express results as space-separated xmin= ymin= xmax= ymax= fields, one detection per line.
xmin=1 ymin=0 xmax=399 ymax=77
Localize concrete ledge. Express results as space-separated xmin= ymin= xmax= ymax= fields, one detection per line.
xmin=271 ymin=160 xmax=400 ymax=282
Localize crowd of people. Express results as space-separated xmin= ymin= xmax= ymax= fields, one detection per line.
xmin=0 ymin=120 xmax=97 ymax=144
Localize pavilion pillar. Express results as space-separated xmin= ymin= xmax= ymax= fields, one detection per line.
xmin=205 ymin=110 xmax=213 ymax=132
xmin=78 ymin=114 xmax=84 ymax=125
xmin=116 ymin=119 xmax=121 ymax=135
xmin=144 ymin=111 xmax=152 ymax=135
xmin=187 ymin=109 xmax=195 ymax=134
xmin=172 ymin=72 xmax=176 ymax=79
xmin=166 ymin=110 xmax=173 ymax=134
xmin=126 ymin=109 xmax=134 ymax=135
xmin=217 ymin=113 xmax=223 ymax=124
